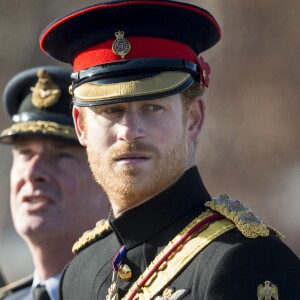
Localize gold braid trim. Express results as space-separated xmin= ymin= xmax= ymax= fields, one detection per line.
xmin=0 ymin=121 xmax=77 ymax=140
xmin=122 ymin=209 xmax=236 ymax=300
xmin=205 ymin=194 xmax=285 ymax=239
xmin=74 ymin=72 xmax=191 ymax=102
xmin=0 ymin=274 xmax=33 ymax=299
xmin=72 ymin=219 xmax=112 ymax=254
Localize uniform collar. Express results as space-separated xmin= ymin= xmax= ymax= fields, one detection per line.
xmin=109 ymin=166 xmax=210 ymax=249
xmin=31 ymin=271 xmax=62 ymax=300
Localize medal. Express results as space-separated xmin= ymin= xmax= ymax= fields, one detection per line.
xmin=106 ymin=245 xmax=128 ymax=300
xmin=106 ymin=271 xmax=120 ymax=300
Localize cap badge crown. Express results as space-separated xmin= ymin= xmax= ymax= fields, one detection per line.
xmin=112 ymin=30 xmax=131 ymax=59
xmin=30 ymin=69 xmax=61 ymax=108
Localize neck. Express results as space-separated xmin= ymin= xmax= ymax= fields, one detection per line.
xmin=26 ymin=237 xmax=74 ymax=280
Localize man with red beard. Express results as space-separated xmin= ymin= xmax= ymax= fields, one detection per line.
xmin=40 ymin=1 xmax=300 ymax=299
xmin=0 ymin=66 xmax=110 ymax=300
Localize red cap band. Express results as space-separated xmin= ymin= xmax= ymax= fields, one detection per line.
xmin=73 ymin=37 xmax=198 ymax=72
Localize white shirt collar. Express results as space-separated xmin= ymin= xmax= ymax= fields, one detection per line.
xmin=31 ymin=270 xmax=62 ymax=300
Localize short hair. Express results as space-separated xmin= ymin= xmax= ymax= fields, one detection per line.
xmin=181 ymin=83 xmax=205 ymax=111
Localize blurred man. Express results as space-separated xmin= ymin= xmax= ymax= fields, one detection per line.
xmin=40 ymin=1 xmax=300 ymax=299
xmin=0 ymin=271 xmax=5 ymax=288
xmin=0 ymin=66 xmax=110 ymax=300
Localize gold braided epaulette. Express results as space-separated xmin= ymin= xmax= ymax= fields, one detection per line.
xmin=205 ymin=194 xmax=285 ymax=239
xmin=72 ymin=219 xmax=112 ymax=254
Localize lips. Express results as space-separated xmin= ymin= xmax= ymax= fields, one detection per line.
xmin=24 ymin=196 xmax=50 ymax=204
xmin=115 ymin=152 xmax=151 ymax=161
xmin=22 ymin=194 xmax=54 ymax=211
xmin=109 ymin=142 xmax=159 ymax=166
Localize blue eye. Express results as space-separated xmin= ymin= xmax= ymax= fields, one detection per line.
xmin=105 ymin=107 xmax=124 ymax=114
xmin=145 ymin=105 xmax=162 ymax=111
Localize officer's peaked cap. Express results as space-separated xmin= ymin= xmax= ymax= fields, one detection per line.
xmin=40 ymin=0 xmax=221 ymax=107
xmin=0 ymin=66 xmax=78 ymax=144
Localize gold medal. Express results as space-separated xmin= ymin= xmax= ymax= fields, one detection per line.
xmin=118 ymin=264 xmax=132 ymax=281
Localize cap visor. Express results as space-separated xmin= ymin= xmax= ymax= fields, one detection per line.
xmin=73 ymin=71 xmax=195 ymax=106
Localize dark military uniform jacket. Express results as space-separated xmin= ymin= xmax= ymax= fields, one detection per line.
xmin=0 ymin=271 xmax=5 ymax=288
xmin=0 ymin=275 xmax=32 ymax=300
xmin=59 ymin=167 xmax=300 ymax=299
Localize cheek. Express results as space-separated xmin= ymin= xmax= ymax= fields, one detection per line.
xmin=87 ymin=119 xmax=112 ymax=149
xmin=60 ymin=175 xmax=95 ymax=220
xmin=58 ymin=171 xmax=80 ymax=197
xmin=9 ymin=169 xmax=22 ymax=222
xmin=10 ymin=164 xmax=24 ymax=196
xmin=154 ymin=121 xmax=185 ymax=147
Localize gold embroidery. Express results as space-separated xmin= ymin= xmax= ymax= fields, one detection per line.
xmin=162 ymin=288 xmax=173 ymax=298
xmin=267 ymin=224 xmax=286 ymax=240
xmin=73 ymin=72 xmax=191 ymax=102
xmin=30 ymin=69 xmax=61 ymax=108
xmin=257 ymin=280 xmax=279 ymax=300
xmin=0 ymin=121 xmax=77 ymax=140
xmin=205 ymin=194 xmax=271 ymax=238
xmin=106 ymin=280 xmax=119 ymax=300
xmin=72 ymin=219 xmax=112 ymax=254
xmin=122 ymin=210 xmax=236 ymax=299
xmin=154 ymin=288 xmax=188 ymax=300
xmin=155 ymin=287 xmax=173 ymax=300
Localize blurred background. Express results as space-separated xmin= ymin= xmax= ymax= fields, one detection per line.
xmin=0 ymin=0 xmax=299 ymax=283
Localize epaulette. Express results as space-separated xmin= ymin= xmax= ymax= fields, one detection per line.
xmin=205 ymin=194 xmax=285 ymax=239
xmin=0 ymin=274 xmax=33 ymax=299
xmin=72 ymin=219 xmax=112 ymax=254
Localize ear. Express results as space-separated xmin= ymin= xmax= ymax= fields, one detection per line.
xmin=73 ymin=106 xmax=87 ymax=146
xmin=186 ymin=98 xmax=205 ymax=142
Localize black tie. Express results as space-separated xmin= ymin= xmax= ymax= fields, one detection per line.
xmin=34 ymin=285 xmax=51 ymax=300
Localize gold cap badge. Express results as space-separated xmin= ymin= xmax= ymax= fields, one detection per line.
xmin=30 ymin=69 xmax=61 ymax=108
xmin=112 ymin=30 xmax=131 ymax=59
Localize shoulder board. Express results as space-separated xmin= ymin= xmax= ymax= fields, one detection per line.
xmin=205 ymin=194 xmax=285 ymax=239
xmin=72 ymin=219 xmax=112 ymax=254
xmin=0 ymin=274 xmax=33 ymax=299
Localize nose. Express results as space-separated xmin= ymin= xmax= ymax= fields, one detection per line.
xmin=24 ymin=155 xmax=51 ymax=184
xmin=116 ymin=110 xmax=145 ymax=142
